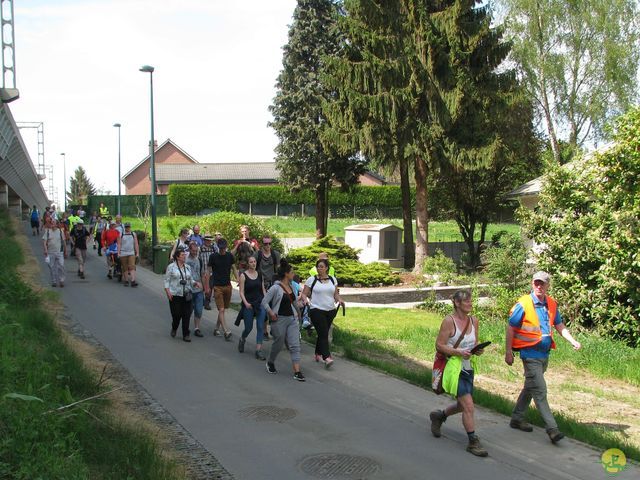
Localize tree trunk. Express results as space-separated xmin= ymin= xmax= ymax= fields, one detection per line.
xmin=315 ymin=182 xmax=327 ymax=239
xmin=413 ymin=155 xmax=429 ymax=272
xmin=399 ymin=155 xmax=415 ymax=269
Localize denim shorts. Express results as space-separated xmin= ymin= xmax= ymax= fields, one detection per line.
xmin=457 ymin=369 xmax=474 ymax=397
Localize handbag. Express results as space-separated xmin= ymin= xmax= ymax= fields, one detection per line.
xmin=432 ymin=314 xmax=471 ymax=395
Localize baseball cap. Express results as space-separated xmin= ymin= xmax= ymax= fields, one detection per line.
xmin=532 ymin=271 xmax=551 ymax=284
xmin=124 ymin=222 xmax=131 ymax=227
xmin=203 ymin=235 xmax=213 ymax=241
xmin=77 ymin=219 xmax=84 ymax=224
xmin=217 ymin=238 xmax=228 ymax=249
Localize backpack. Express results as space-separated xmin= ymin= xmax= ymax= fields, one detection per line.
xmin=30 ymin=209 xmax=39 ymax=221
xmin=309 ymin=275 xmax=335 ymax=296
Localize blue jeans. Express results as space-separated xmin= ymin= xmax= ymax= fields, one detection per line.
xmin=242 ymin=302 xmax=266 ymax=344
xmin=191 ymin=291 xmax=204 ymax=319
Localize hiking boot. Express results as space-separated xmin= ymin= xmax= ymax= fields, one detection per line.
xmin=466 ymin=435 xmax=488 ymax=457
xmin=194 ymin=329 xmax=203 ymax=338
xmin=429 ymin=410 xmax=446 ymax=438
xmin=80 ymin=272 xmax=85 ymax=279
xmin=130 ymin=281 xmax=138 ymax=287
xmin=183 ymin=335 xmax=191 ymax=342
xmin=213 ymin=329 xmax=222 ymax=337
xmin=548 ymin=428 xmax=565 ymax=444
xmin=293 ymin=371 xmax=306 ymax=382
xmin=238 ymin=337 xmax=246 ymax=353
xmin=170 ymin=329 xmax=177 ymax=338
xmin=510 ymin=419 xmax=533 ymax=432
xmin=224 ymin=331 xmax=232 ymax=341
xmin=266 ymin=362 xmax=277 ymax=374
xmin=255 ymin=350 xmax=266 ymax=361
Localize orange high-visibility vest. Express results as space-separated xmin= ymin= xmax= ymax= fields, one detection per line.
xmin=511 ymin=294 xmax=557 ymax=351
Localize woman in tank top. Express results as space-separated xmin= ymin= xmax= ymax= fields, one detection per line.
xmin=429 ymin=290 xmax=488 ymax=457
xmin=238 ymin=256 xmax=267 ymax=359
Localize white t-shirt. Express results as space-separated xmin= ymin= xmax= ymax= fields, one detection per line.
xmin=305 ymin=275 xmax=338 ymax=311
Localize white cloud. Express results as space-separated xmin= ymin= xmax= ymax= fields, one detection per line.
xmin=11 ymin=0 xmax=296 ymax=204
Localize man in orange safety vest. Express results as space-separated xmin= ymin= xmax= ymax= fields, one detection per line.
xmin=505 ymin=271 xmax=581 ymax=444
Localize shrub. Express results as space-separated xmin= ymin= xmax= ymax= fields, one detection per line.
xmin=197 ymin=211 xmax=284 ymax=253
xmin=520 ymin=106 xmax=640 ymax=346
xmin=422 ymin=249 xmax=457 ymax=284
xmin=286 ymin=236 xmax=399 ymax=286
xmin=481 ymin=232 xmax=530 ymax=292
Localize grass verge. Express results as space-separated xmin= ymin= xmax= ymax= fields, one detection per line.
xmin=0 ymin=208 xmax=184 ymax=480
xmin=328 ymin=307 xmax=640 ymax=461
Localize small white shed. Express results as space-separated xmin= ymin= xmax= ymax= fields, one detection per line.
xmin=344 ymin=224 xmax=404 ymax=268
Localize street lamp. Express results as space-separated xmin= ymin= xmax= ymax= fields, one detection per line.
xmin=113 ymin=123 xmax=122 ymax=215
xmin=139 ymin=64 xmax=157 ymax=257
xmin=60 ymin=153 xmax=66 ymax=211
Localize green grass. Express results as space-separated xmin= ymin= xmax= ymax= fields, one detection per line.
xmin=0 ymin=209 xmax=183 ymax=479
xmin=123 ymin=214 xmax=520 ymax=243
xmin=328 ymin=307 xmax=640 ymax=460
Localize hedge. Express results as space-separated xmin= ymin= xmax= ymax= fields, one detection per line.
xmin=168 ymin=184 xmax=414 ymax=216
xmin=86 ymin=195 xmax=169 ymax=217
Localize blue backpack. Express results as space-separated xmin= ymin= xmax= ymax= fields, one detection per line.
xmin=30 ymin=209 xmax=39 ymax=221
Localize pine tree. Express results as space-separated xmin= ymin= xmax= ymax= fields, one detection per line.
xmin=67 ymin=166 xmax=96 ymax=206
xmin=269 ymin=0 xmax=366 ymax=239
xmin=323 ymin=0 xmax=417 ymax=268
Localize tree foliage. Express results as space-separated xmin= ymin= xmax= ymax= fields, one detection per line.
xmin=67 ymin=166 xmax=96 ymax=206
xmin=520 ymin=107 xmax=640 ymax=346
xmin=501 ymin=0 xmax=639 ymax=162
xmin=269 ymin=0 xmax=366 ymax=239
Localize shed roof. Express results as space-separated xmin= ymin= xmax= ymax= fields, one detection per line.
xmin=155 ymin=162 xmax=279 ymax=183
xmin=344 ymin=224 xmax=403 ymax=232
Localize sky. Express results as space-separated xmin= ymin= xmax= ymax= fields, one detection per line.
xmin=10 ymin=0 xmax=298 ymax=205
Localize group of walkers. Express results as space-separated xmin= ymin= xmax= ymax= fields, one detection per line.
xmin=163 ymin=224 xmax=345 ymax=382
xmin=35 ymin=204 xmax=582 ymax=457
xmin=38 ymin=202 xmax=139 ymax=287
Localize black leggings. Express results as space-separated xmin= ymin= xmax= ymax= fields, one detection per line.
xmin=310 ymin=308 xmax=337 ymax=360
xmin=169 ymin=295 xmax=192 ymax=337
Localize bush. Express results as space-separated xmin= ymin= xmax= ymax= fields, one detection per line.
xmin=197 ymin=211 xmax=284 ymax=253
xmin=520 ymin=107 xmax=640 ymax=346
xmin=286 ymin=236 xmax=399 ymax=286
xmin=481 ymin=231 xmax=530 ymax=292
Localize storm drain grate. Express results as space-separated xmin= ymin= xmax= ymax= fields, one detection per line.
xmin=238 ymin=405 xmax=297 ymax=423
xmin=299 ymin=453 xmax=380 ymax=479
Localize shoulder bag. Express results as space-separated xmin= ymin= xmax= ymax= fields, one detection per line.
xmin=432 ymin=315 xmax=471 ymax=395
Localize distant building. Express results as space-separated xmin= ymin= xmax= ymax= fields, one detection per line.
xmin=122 ymin=138 xmax=388 ymax=195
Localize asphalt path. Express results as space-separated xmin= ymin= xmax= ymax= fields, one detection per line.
xmin=27 ymin=227 xmax=637 ymax=480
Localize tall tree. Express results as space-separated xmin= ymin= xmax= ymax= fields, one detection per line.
xmin=501 ymin=0 xmax=639 ymax=162
xmin=269 ymin=0 xmax=366 ymax=238
xmin=67 ymin=166 xmax=96 ymax=206
xmin=322 ymin=0 xmax=417 ymax=268
xmin=436 ymin=92 xmax=544 ymax=269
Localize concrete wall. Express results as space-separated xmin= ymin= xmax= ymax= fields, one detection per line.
xmin=0 ymin=104 xmax=49 ymax=213
xmin=124 ymin=143 xmax=196 ymax=195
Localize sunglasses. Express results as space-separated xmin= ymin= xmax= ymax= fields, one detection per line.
xmin=263 ymin=242 xmax=271 ymax=245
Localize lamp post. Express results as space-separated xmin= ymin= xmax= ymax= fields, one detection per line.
xmin=113 ymin=123 xmax=122 ymax=215
xmin=139 ymin=65 xmax=157 ymax=257
xmin=60 ymin=152 xmax=66 ymax=211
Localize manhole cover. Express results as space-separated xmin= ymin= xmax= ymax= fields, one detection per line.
xmin=300 ymin=453 xmax=380 ymax=479
xmin=238 ymin=405 xmax=297 ymax=423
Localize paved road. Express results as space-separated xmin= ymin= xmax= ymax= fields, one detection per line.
xmin=28 ymin=228 xmax=637 ymax=480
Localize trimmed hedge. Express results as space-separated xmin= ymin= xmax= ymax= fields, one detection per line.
xmin=168 ymin=184 xmax=413 ymax=215
xmin=87 ymin=195 xmax=169 ymax=217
